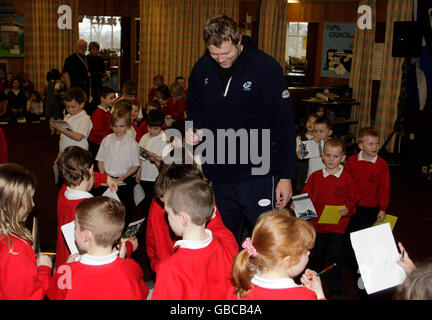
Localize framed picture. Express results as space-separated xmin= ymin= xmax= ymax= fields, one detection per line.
xmin=0 ymin=59 xmax=7 ymax=78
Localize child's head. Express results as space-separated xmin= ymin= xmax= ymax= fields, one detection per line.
xmin=175 ymin=76 xmax=186 ymax=87
xmin=313 ymin=116 xmax=333 ymax=141
xmin=0 ymin=163 xmax=36 ymax=248
xmin=147 ymin=109 xmax=165 ymax=137
xmin=75 ymin=196 xmax=125 ymax=251
xmin=12 ymin=78 xmax=20 ymax=89
xmin=112 ymin=98 xmax=132 ymax=114
xmin=130 ymin=98 xmax=141 ymax=121
xmin=121 ymin=80 xmax=137 ymax=99
xmin=65 ymin=87 xmax=87 ymax=116
xmin=153 ymin=74 xmax=164 ymax=87
xmin=163 ymin=177 xmax=214 ymax=235
xmin=305 ymin=113 xmax=319 ymax=134
xmin=155 ymin=85 xmax=170 ymax=101
xmin=395 ymin=260 xmax=432 ymax=300
xmin=58 ymin=146 xmax=94 ymax=188
xmin=6 ymin=72 xmax=13 ymax=82
xmin=322 ymin=138 xmax=346 ymax=171
xmin=169 ymin=82 xmax=186 ymax=100
xmin=145 ymin=100 xmax=161 ymax=115
xmin=358 ymin=127 xmax=380 ymax=159
xmin=46 ymin=69 xmax=61 ymax=82
xmin=154 ymin=162 xmax=203 ymax=200
xmin=313 ymin=105 xmax=326 ymax=118
xmin=110 ymin=108 xmax=131 ymax=139
xmin=31 ymin=91 xmax=41 ymax=102
xmin=232 ymin=210 xmax=316 ymax=299
xmin=98 ymin=86 xmax=116 ymax=108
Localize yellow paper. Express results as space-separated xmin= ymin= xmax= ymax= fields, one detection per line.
xmin=318 ymin=205 xmax=346 ymax=224
xmin=373 ymin=214 xmax=398 ymax=231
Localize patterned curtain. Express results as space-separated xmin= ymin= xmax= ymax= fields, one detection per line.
xmin=375 ymin=0 xmax=414 ymax=151
xmin=258 ymin=0 xmax=287 ymax=68
xmin=138 ymin=0 xmax=239 ymax=103
xmin=24 ymin=0 xmax=79 ymax=94
xmin=349 ymin=0 xmax=376 ymax=136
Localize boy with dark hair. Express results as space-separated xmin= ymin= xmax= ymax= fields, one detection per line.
xmin=152 ymin=177 xmax=238 ymax=300
xmin=48 ymin=196 xmax=149 ymax=300
xmin=55 ymin=146 xmax=117 ymax=269
xmin=88 ymin=86 xmax=116 ymax=161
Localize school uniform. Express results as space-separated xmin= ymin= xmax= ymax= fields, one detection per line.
xmin=233 ymin=275 xmax=322 ymax=300
xmin=165 ymin=97 xmax=186 ymax=120
xmin=59 ymin=110 xmax=93 ymax=153
xmin=55 ymin=172 xmax=107 ymax=270
xmin=0 ymin=234 xmax=51 ymax=300
xmin=47 ymin=250 xmax=149 ymax=300
xmin=301 ymin=166 xmax=358 ymax=296
xmin=151 ymin=229 xmax=237 ymax=300
xmin=88 ymin=105 xmax=112 ymax=145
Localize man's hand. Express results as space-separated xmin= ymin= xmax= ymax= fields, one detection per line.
xmin=275 ymin=178 xmax=292 ymax=208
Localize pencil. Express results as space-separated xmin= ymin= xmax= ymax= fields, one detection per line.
xmin=41 ymin=252 xmax=56 ymax=256
xmin=316 ymin=263 xmax=336 ymax=277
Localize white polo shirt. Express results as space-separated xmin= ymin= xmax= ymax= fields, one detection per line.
xmin=59 ymin=110 xmax=93 ymax=153
xmin=138 ymin=131 xmax=168 ymax=182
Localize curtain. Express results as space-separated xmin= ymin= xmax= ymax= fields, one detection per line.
xmin=375 ymin=0 xmax=414 ymax=151
xmin=258 ymin=0 xmax=287 ymax=68
xmin=349 ymin=0 xmax=376 ymax=137
xmin=138 ymin=0 xmax=239 ymax=104
xmin=24 ymin=0 xmax=79 ymax=94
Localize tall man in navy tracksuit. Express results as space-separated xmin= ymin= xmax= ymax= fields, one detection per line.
xmin=186 ymin=14 xmax=296 ymax=243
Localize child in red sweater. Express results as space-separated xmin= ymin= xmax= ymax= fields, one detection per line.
xmin=342 ymin=127 xmax=390 ymax=272
xmin=165 ymin=82 xmax=186 ymax=123
xmin=47 ymin=196 xmax=149 ymax=300
xmin=55 ymin=146 xmax=117 ymax=270
xmin=0 ymin=163 xmax=52 ymax=299
xmin=88 ymin=86 xmax=116 ymax=161
xmin=152 ymin=177 xmax=238 ymax=300
xmin=301 ymin=138 xmax=358 ymax=299
xmin=230 ymin=210 xmax=325 ymax=300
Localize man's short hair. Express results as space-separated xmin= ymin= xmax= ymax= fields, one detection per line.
xmin=358 ymin=127 xmax=379 ymax=143
xmin=65 ymin=87 xmax=87 ymax=104
xmin=164 ymin=177 xmax=214 ymax=226
xmin=58 ymin=146 xmax=93 ymax=187
xmin=76 ymin=196 xmax=125 ymax=248
xmin=110 ymin=107 xmax=132 ymax=128
xmin=324 ymin=137 xmax=346 ymax=154
xmin=147 ymin=109 xmax=165 ymax=128
xmin=314 ymin=116 xmax=333 ymax=130
xmin=203 ymin=14 xmax=242 ymax=47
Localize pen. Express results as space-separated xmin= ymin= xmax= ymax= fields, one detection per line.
xmin=316 ymin=263 xmax=336 ymax=277
xmin=401 ymin=250 xmax=405 ymax=262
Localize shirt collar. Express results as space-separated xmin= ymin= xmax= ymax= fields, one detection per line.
xmin=79 ymin=250 xmax=119 ymax=266
xmin=358 ymin=151 xmax=378 ymax=163
xmin=65 ymin=187 xmax=93 ymax=200
xmin=173 ymin=229 xmax=213 ymax=249
xmin=98 ymin=105 xmax=110 ymax=112
xmin=251 ymin=274 xmax=301 ymax=289
xmin=322 ymin=165 xmax=344 ymax=178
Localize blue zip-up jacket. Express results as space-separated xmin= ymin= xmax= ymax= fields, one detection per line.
xmin=186 ymin=40 xmax=296 ymax=183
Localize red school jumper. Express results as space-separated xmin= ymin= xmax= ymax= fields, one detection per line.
xmin=47 ymin=255 xmax=149 ymax=300
xmin=55 ymin=172 xmax=107 ymax=269
xmin=88 ymin=106 xmax=112 ymax=145
xmin=0 ymin=235 xmax=51 ymax=300
xmin=344 ymin=153 xmax=390 ymax=211
xmin=302 ymin=168 xmax=359 ymax=234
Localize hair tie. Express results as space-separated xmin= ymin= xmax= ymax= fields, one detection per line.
xmin=242 ymin=237 xmax=258 ymax=258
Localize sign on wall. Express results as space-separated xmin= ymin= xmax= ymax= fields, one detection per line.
xmin=321 ymin=22 xmax=356 ymax=79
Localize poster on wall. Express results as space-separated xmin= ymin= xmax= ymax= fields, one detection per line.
xmin=321 ymin=23 xmax=355 ymax=78
xmin=0 ymin=14 xmax=24 ymax=58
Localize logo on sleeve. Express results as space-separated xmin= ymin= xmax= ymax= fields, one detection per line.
xmin=242 ymin=81 xmax=252 ymax=91
xmin=282 ymin=89 xmax=290 ymax=99
xmin=204 ymin=78 xmax=208 ymax=86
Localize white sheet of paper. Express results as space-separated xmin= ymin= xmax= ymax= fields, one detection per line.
xmin=60 ymin=220 xmax=79 ymax=255
xmin=350 ymin=223 xmax=406 ymax=295
xmin=102 ymin=187 xmax=121 ymax=202
xmin=133 ymin=184 xmax=145 ymax=206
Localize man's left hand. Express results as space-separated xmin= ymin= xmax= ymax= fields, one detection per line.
xmin=275 ymin=178 xmax=292 ymax=208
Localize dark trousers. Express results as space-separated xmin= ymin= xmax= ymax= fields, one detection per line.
xmin=88 ymin=141 xmax=100 ymax=168
xmin=309 ymin=232 xmax=344 ymax=295
xmin=295 ymin=159 xmax=308 ymax=192
xmin=116 ymin=176 xmax=136 ymax=228
xmin=211 ymin=176 xmax=278 ymax=245
xmin=139 ymin=180 xmax=155 ymax=220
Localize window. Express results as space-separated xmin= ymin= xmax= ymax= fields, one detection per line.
xmin=78 ymin=16 xmax=121 ymax=56
xmin=285 ymin=22 xmax=308 ymax=65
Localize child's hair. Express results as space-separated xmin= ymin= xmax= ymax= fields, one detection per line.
xmin=0 ymin=163 xmax=37 ymax=250
xmin=130 ymin=98 xmax=140 ymax=109
xmin=169 ymin=119 xmax=186 ymax=141
xmin=147 ymin=109 xmax=165 ymax=128
xmin=65 ymin=87 xmax=87 ymax=105
xmin=110 ymin=107 xmax=132 ymax=128
xmin=394 ymin=260 xmax=432 ymax=300
xmin=232 ymin=210 xmax=316 ymax=299
xmin=175 ymin=76 xmax=185 ymax=82
xmin=164 ymin=177 xmax=214 ymax=226
xmin=46 ymin=69 xmax=61 ymax=82
xmin=145 ymin=100 xmax=161 ymax=112
xmin=169 ymin=82 xmax=186 ymax=100
xmin=121 ymin=80 xmax=137 ymax=96
xmin=112 ymin=98 xmax=132 ymax=113
xmin=98 ymin=86 xmax=116 ymax=99
xmin=154 ymin=162 xmax=203 ymax=199
xmin=323 ymin=137 xmax=346 ymax=154
xmin=75 ymin=196 xmax=125 ymax=248
xmin=58 ymin=146 xmax=93 ymax=187
xmin=358 ymin=127 xmax=379 ymax=143
xmin=156 ymin=85 xmax=170 ymax=100
xmin=153 ymin=74 xmax=164 ymax=83
xmin=313 ymin=116 xmax=333 ymax=130
xmin=298 ymin=113 xmax=319 ymax=141
xmin=31 ymin=91 xmax=42 ymax=102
